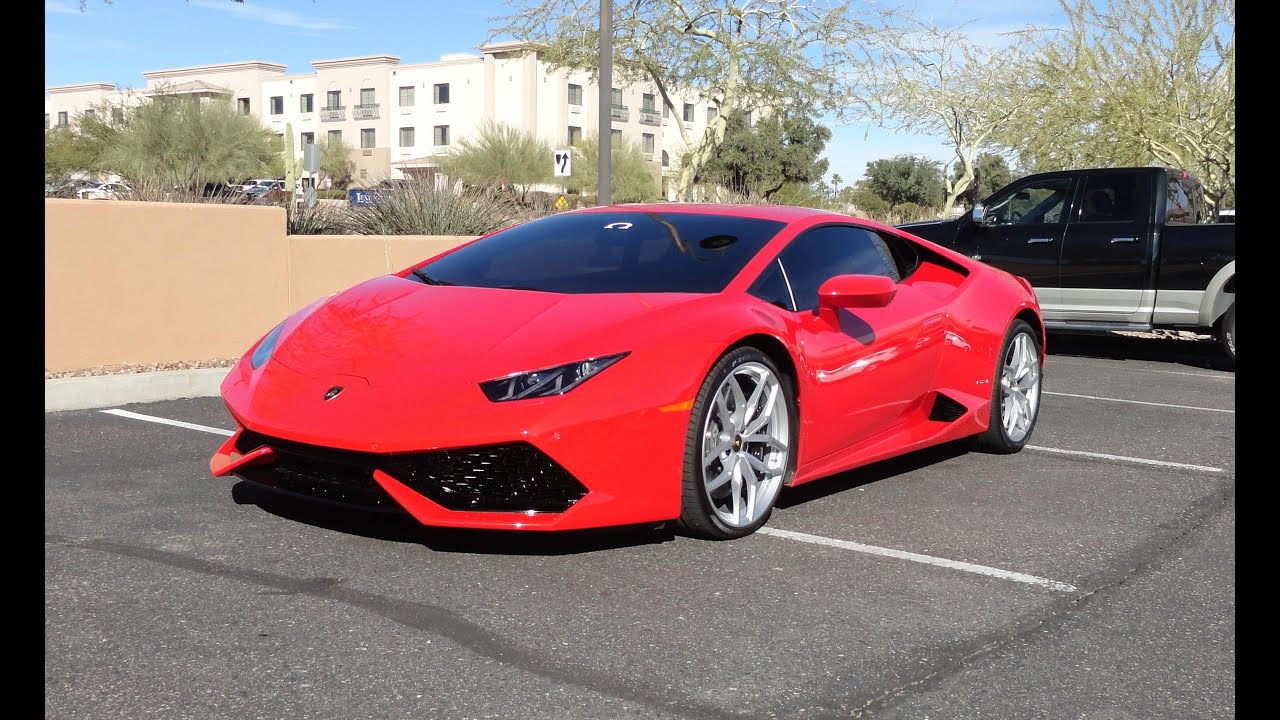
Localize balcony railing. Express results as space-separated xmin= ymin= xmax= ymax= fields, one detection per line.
xmin=610 ymin=104 xmax=630 ymax=122
xmin=354 ymin=103 xmax=380 ymax=119
xmin=639 ymin=109 xmax=661 ymax=126
xmin=320 ymin=106 xmax=346 ymax=122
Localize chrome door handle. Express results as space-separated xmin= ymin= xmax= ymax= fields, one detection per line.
xmin=1027 ymin=237 xmax=1053 ymax=244
xmin=1110 ymin=237 xmax=1138 ymax=244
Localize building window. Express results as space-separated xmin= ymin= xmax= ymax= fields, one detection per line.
xmin=399 ymin=86 xmax=415 ymax=107
xmin=400 ymin=127 xmax=415 ymax=147
xmin=611 ymin=128 xmax=622 ymax=141
xmin=83 ymin=109 xmax=96 ymax=120
xmin=326 ymin=90 xmax=342 ymax=109
xmin=642 ymin=133 xmax=655 ymax=155
xmin=301 ymin=132 xmax=315 ymax=145
xmin=662 ymin=150 xmax=670 ymax=167
xmin=568 ymin=126 xmax=582 ymax=145
xmin=327 ymin=129 xmax=342 ymax=144
xmin=237 ymin=97 xmax=251 ymax=115
xmin=361 ymin=128 xmax=376 ymax=149
xmin=269 ymin=96 xmax=283 ymax=115
xmin=58 ymin=111 xmax=68 ymax=126
xmin=300 ymin=94 xmax=314 ymax=113
xmin=568 ymin=83 xmax=583 ymax=106
xmin=433 ymin=125 xmax=450 ymax=146
xmin=683 ymin=103 xmax=695 ymax=122
xmin=707 ymin=106 xmax=718 ymax=123
xmin=359 ymin=88 xmax=376 ymax=106
xmin=112 ymin=107 xmax=124 ymax=124
xmin=45 ymin=113 xmax=49 ymax=129
xmin=433 ymin=83 xmax=450 ymax=104
xmin=663 ymin=103 xmax=669 ymax=118
xmin=642 ymin=93 xmax=656 ymax=113
xmin=611 ymin=88 xmax=623 ymax=107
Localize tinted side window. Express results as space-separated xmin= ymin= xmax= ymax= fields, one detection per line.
xmin=985 ymin=177 xmax=1073 ymax=226
xmin=776 ymin=225 xmax=900 ymax=312
xmin=747 ymin=259 xmax=795 ymax=311
xmin=1165 ymin=177 xmax=1193 ymax=224
xmin=1080 ymin=173 xmax=1142 ymax=223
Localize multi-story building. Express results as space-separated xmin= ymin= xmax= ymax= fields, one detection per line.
xmin=44 ymin=42 xmax=725 ymax=199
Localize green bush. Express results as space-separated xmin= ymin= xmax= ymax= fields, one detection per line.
xmin=288 ymin=204 xmax=345 ymax=235
xmin=339 ymin=181 xmax=519 ymax=236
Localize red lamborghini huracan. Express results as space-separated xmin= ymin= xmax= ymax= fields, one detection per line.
xmin=211 ymin=204 xmax=1044 ymax=539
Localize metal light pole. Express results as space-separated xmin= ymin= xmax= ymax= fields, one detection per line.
xmin=598 ymin=0 xmax=612 ymax=206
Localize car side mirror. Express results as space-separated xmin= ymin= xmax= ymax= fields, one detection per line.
xmin=817 ymin=274 xmax=896 ymax=324
xmin=971 ymin=203 xmax=986 ymax=225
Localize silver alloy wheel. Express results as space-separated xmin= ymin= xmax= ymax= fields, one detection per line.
xmin=700 ymin=361 xmax=790 ymax=528
xmin=1000 ymin=332 xmax=1041 ymax=443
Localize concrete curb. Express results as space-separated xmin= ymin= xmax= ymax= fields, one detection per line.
xmin=45 ymin=367 xmax=230 ymax=412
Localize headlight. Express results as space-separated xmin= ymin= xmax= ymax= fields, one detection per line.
xmin=249 ymin=322 xmax=285 ymax=369
xmin=481 ymin=352 xmax=629 ymax=402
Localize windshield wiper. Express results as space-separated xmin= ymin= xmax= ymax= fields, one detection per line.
xmin=412 ymin=269 xmax=454 ymax=286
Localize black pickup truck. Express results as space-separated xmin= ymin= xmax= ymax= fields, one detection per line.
xmin=899 ymin=166 xmax=1236 ymax=363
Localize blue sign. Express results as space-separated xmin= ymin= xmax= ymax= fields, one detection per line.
xmin=349 ymin=188 xmax=375 ymax=207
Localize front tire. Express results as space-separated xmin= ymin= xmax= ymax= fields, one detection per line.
xmin=677 ymin=347 xmax=798 ymax=540
xmin=971 ymin=319 xmax=1043 ymax=454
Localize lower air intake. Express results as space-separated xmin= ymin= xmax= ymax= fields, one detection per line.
xmin=233 ymin=430 xmax=587 ymax=513
xmin=928 ymin=392 xmax=969 ymax=422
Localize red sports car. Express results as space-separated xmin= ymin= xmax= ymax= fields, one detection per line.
xmin=211 ymin=204 xmax=1044 ymax=539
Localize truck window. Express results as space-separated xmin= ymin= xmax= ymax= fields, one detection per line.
xmin=1166 ymin=176 xmax=1195 ymax=224
xmin=984 ymin=177 xmax=1072 ymax=226
xmin=1080 ymin=174 xmax=1140 ymax=223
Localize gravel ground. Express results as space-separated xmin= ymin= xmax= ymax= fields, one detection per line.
xmin=45 ymin=359 xmax=239 ymax=380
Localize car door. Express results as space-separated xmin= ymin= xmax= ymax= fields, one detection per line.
xmin=755 ymin=224 xmax=945 ymax=463
xmin=1056 ymin=169 xmax=1153 ymax=319
xmin=967 ymin=174 xmax=1076 ymax=313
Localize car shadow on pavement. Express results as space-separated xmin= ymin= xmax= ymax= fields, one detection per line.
xmin=775 ymin=442 xmax=970 ymax=509
xmin=1045 ymin=331 xmax=1232 ymax=372
xmin=231 ymin=480 xmax=676 ymax=554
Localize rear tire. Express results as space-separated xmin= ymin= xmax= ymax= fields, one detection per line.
xmin=970 ymin=319 xmax=1042 ymax=454
xmin=677 ymin=347 xmax=798 ymax=540
xmin=1218 ymin=303 xmax=1235 ymax=366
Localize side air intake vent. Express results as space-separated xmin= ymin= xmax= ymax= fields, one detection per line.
xmin=928 ymin=392 xmax=968 ymax=423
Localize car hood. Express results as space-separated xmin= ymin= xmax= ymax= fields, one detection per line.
xmin=270 ymin=274 xmax=705 ymax=388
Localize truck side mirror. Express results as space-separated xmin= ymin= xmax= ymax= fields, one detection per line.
xmin=971 ymin=203 xmax=986 ymax=225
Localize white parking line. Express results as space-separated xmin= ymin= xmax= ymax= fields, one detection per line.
xmin=1027 ymin=445 xmax=1224 ymax=473
xmin=100 ymin=408 xmax=234 ymax=436
xmin=758 ymin=527 xmax=1077 ymax=592
xmin=1044 ymin=391 xmax=1234 ymax=414
xmin=1049 ymin=359 xmax=1234 ymax=380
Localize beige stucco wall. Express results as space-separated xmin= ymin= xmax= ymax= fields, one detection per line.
xmin=45 ymin=199 xmax=473 ymax=372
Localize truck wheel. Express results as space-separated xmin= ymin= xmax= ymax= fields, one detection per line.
xmin=1219 ymin=304 xmax=1235 ymax=365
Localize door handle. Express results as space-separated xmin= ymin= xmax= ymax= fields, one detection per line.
xmin=1027 ymin=237 xmax=1053 ymax=244
xmin=1110 ymin=237 xmax=1138 ymax=244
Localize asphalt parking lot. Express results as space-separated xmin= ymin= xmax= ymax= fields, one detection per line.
xmin=45 ymin=332 xmax=1235 ymax=720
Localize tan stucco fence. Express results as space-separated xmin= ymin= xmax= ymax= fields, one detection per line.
xmin=45 ymin=199 xmax=475 ymax=373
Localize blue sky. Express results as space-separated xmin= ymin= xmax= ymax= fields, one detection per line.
xmin=45 ymin=0 xmax=1065 ymax=183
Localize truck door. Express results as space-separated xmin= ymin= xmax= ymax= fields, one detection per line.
xmin=969 ymin=174 xmax=1075 ymax=313
xmin=1058 ymin=170 xmax=1154 ymax=318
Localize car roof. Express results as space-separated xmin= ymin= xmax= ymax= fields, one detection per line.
xmin=569 ymin=202 xmax=850 ymax=223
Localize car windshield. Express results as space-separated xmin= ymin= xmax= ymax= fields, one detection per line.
xmin=415 ymin=211 xmax=787 ymax=294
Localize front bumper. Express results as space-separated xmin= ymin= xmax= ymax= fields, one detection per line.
xmin=211 ymin=364 xmax=694 ymax=531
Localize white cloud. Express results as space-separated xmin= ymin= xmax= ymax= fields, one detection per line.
xmin=189 ymin=0 xmax=354 ymax=32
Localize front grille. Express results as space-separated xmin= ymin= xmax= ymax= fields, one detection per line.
xmin=233 ymin=430 xmax=587 ymax=513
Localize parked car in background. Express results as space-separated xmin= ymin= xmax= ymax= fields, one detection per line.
xmin=238 ymin=178 xmax=283 ymax=194
xmin=46 ymin=179 xmax=99 ymax=198
xmin=898 ymin=166 xmax=1235 ymax=364
xmin=241 ymin=183 xmax=291 ymax=205
xmin=76 ymin=181 xmax=132 ymax=200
